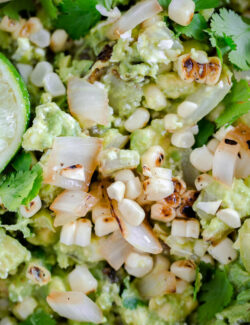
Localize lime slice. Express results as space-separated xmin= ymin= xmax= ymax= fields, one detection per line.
xmin=0 ymin=53 xmax=30 ymax=172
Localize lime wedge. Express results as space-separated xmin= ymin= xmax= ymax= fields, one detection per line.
xmin=0 ymin=53 xmax=30 ymax=172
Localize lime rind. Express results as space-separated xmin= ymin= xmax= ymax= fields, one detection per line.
xmin=0 ymin=52 xmax=30 ymax=173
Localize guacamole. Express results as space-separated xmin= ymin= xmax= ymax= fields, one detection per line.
xmin=0 ymin=0 xmax=249 ymax=324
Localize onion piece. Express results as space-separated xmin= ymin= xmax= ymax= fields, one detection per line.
xmin=43 ymin=136 xmax=102 ymax=191
xmin=226 ymin=124 xmax=250 ymax=179
xmin=50 ymin=190 xmax=98 ymax=226
xmin=68 ymin=78 xmax=109 ymax=128
xmin=110 ymin=200 xmax=162 ymax=254
xmin=181 ymin=76 xmax=232 ymax=128
xmin=47 ymin=291 xmax=103 ymax=323
xmin=99 ymin=230 xmax=132 ymax=270
xmin=212 ymin=138 xmax=240 ymax=186
xmin=138 ymin=270 xmax=176 ymax=298
xmin=108 ymin=0 xmax=162 ymax=40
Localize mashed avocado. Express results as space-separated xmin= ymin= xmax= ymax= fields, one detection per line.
xmin=0 ymin=229 xmax=30 ymax=279
xmin=22 ymin=102 xmax=81 ymax=151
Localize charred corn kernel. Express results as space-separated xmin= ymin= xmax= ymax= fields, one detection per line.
xmin=143 ymin=84 xmax=168 ymax=111
xmin=125 ymin=177 xmax=142 ymax=200
xmin=151 ymin=203 xmax=176 ymax=222
xmin=164 ymin=113 xmax=183 ymax=132
xmin=74 ymin=219 xmax=92 ymax=247
xmin=107 ymin=181 xmax=126 ymax=202
xmin=190 ymin=145 xmax=214 ymax=172
xmin=95 ymin=215 xmax=119 ymax=237
xmin=118 ymin=198 xmax=145 ymax=226
xmin=143 ymin=177 xmax=174 ymax=201
xmin=125 ymin=252 xmax=153 ymax=278
xmin=114 ymin=169 xmax=135 ymax=182
xmin=168 ymin=0 xmax=195 ymax=26
xmin=141 ymin=145 xmax=165 ymax=170
xmin=60 ymin=222 xmax=76 ymax=246
xmin=13 ymin=297 xmax=37 ymax=320
xmin=170 ymin=259 xmax=196 ymax=282
xmin=50 ymin=29 xmax=68 ymax=52
xmin=177 ymin=101 xmax=198 ymax=118
xmin=195 ymin=173 xmax=213 ymax=191
xmin=19 ymin=196 xmax=42 ymax=218
xmin=124 ymin=108 xmax=150 ymax=132
xmin=171 ymin=130 xmax=195 ymax=148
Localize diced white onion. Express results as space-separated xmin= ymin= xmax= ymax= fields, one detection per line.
xmin=196 ymin=200 xmax=222 ymax=215
xmin=99 ymin=230 xmax=132 ymax=270
xmin=46 ymin=291 xmax=103 ymax=323
xmin=168 ymin=0 xmax=195 ymax=26
xmin=124 ymin=108 xmax=150 ymax=132
xmin=68 ymin=78 xmax=109 ymax=128
xmin=214 ymin=125 xmax=234 ymax=141
xmin=190 ymin=145 xmax=213 ymax=172
xmin=30 ymin=61 xmax=53 ymax=87
xmin=208 ymin=237 xmax=237 ymax=264
xmin=216 ymin=208 xmax=241 ymax=228
xmin=51 ymin=190 xmax=97 ymax=226
xmin=43 ymin=136 xmax=102 ymax=191
xmin=108 ymin=0 xmax=162 ymax=40
xmin=212 ymin=139 xmax=240 ymax=186
xmin=30 ymin=29 xmax=50 ymax=48
xmin=43 ymin=72 xmax=66 ymax=97
xmin=68 ymin=265 xmax=98 ymax=294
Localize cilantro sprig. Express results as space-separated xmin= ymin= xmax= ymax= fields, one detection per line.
xmin=210 ymin=9 xmax=250 ymax=70
xmin=197 ymin=269 xmax=233 ymax=322
xmin=0 ymin=152 xmax=43 ymax=212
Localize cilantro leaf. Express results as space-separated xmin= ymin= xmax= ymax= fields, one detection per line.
xmin=0 ymin=0 xmax=35 ymax=20
xmin=216 ymin=80 xmax=250 ymax=128
xmin=40 ymin=0 xmax=58 ymax=20
xmin=0 ymin=164 xmax=43 ymax=212
xmin=20 ymin=309 xmax=56 ymax=325
xmin=175 ymin=14 xmax=208 ymax=41
xmin=56 ymin=0 xmax=101 ymax=39
xmin=194 ymin=119 xmax=215 ymax=148
xmin=197 ymin=269 xmax=233 ymax=322
xmin=12 ymin=152 xmax=32 ymax=172
xmin=208 ymin=30 xmax=236 ymax=62
xmin=210 ymin=9 xmax=250 ymax=70
xmin=122 ymin=297 xmax=146 ymax=310
xmin=194 ymin=0 xmax=221 ymax=10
